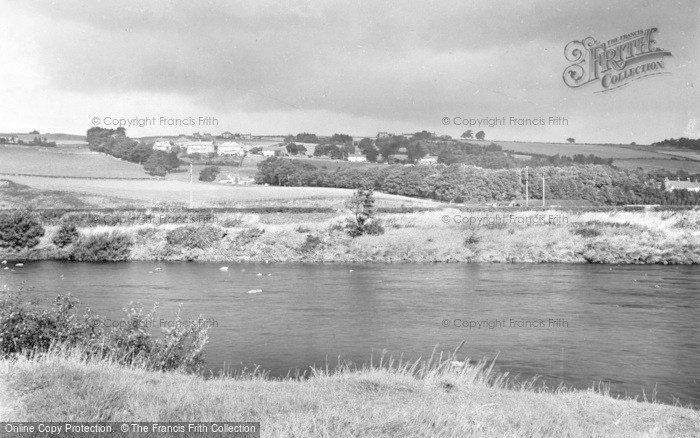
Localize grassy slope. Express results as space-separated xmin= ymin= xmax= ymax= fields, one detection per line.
xmin=1 ymin=352 xmax=698 ymax=437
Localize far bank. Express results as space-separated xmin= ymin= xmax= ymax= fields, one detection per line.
xmin=1 ymin=209 xmax=699 ymax=264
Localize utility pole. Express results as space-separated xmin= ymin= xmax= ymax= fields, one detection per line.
xmin=525 ymin=167 xmax=529 ymax=207
xmin=542 ymin=175 xmax=545 ymax=207
xmin=189 ymin=162 xmax=193 ymax=207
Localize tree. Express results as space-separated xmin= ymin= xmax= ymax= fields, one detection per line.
xmin=143 ymin=151 xmax=175 ymax=176
xmin=358 ymin=138 xmax=373 ymax=151
xmin=364 ymin=145 xmax=379 ymax=162
xmin=346 ymin=189 xmax=384 ymax=237
xmin=475 ymin=131 xmax=485 ymax=140
xmin=199 ymin=166 xmax=220 ymax=182
xmin=461 ymin=130 xmax=473 ymax=139
xmin=567 ymin=137 xmax=575 ymax=143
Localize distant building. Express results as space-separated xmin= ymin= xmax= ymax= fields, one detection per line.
xmin=191 ymin=132 xmax=202 ymax=139
xmin=217 ymin=141 xmax=244 ymax=156
xmin=347 ymin=153 xmax=367 ymax=162
xmin=173 ymin=136 xmax=190 ymax=148
xmin=221 ymin=131 xmax=234 ymax=139
xmin=201 ymin=133 xmax=213 ymax=141
xmin=152 ymin=138 xmax=172 ymax=152
xmin=417 ymin=155 xmax=439 ymax=165
xmin=665 ymin=177 xmax=700 ymax=192
xmin=184 ymin=140 xmax=215 ymax=155
xmin=260 ymin=145 xmax=286 ymax=157
xmin=377 ymin=132 xmax=393 ymax=139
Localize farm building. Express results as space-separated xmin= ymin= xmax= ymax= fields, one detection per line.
xmin=417 ymin=155 xmax=439 ymax=165
xmin=664 ymin=178 xmax=700 ymax=192
xmin=173 ymin=136 xmax=190 ymax=148
xmin=347 ymin=153 xmax=367 ymax=162
xmin=260 ymin=146 xmax=286 ymax=157
xmin=183 ymin=140 xmax=215 ymax=155
xmin=152 ymin=138 xmax=172 ymax=152
xmin=217 ymin=141 xmax=244 ymax=155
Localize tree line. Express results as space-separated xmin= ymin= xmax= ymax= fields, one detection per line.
xmin=86 ymin=127 xmax=180 ymax=176
xmin=255 ymin=157 xmax=700 ymax=205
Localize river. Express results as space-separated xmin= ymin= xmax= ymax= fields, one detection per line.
xmin=1 ymin=262 xmax=698 ymax=406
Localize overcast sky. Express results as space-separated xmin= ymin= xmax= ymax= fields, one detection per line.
xmin=1 ymin=0 xmax=697 ymax=143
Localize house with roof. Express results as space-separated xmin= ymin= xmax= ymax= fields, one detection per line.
xmin=220 ymin=131 xmax=235 ymax=139
xmin=417 ymin=155 xmax=439 ymax=165
xmin=152 ymin=138 xmax=172 ymax=152
xmin=347 ymin=153 xmax=367 ymax=162
xmin=217 ymin=141 xmax=244 ymax=156
xmin=664 ymin=177 xmax=700 ymax=192
xmin=260 ymin=145 xmax=286 ymax=157
xmin=377 ymin=132 xmax=393 ymax=139
xmin=173 ymin=136 xmax=190 ymax=148
xmin=183 ymin=140 xmax=215 ymax=155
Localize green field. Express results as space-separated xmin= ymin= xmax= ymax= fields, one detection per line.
xmin=489 ymin=140 xmax=670 ymax=159
xmin=1 ymin=175 xmax=439 ymax=209
xmin=0 ymin=145 xmax=149 ymax=178
xmin=614 ymin=158 xmax=700 ymax=173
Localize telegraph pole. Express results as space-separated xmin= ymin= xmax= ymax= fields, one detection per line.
xmin=189 ymin=162 xmax=193 ymax=207
xmin=542 ymin=175 xmax=545 ymax=207
xmin=525 ymin=167 xmax=529 ymax=207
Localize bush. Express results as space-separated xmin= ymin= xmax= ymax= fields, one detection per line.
xmin=70 ymin=231 xmax=133 ymax=261
xmin=166 ymin=225 xmax=222 ymax=249
xmin=0 ymin=210 xmax=45 ymax=249
xmin=234 ymin=227 xmax=265 ymax=245
xmin=299 ymin=234 xmax=322 ymax=253
xmin=0 ymin=292 xmax=208 ymax=372
xmin=199 ymin=166 xmax=220 ymax=182
xmin=53 ymin=223 xmax=80 ymax=248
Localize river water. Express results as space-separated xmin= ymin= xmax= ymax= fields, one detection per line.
xmin=1 ymin=262 xmax=698 ymax=406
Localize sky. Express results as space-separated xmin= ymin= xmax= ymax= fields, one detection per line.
xmin=0 ymin=0 xmax=698 ymax=143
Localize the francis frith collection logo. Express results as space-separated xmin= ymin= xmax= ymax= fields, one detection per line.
xmin=563 ymin=27 xmax=672 ymax=92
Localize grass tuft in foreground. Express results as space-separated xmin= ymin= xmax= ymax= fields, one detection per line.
xmin=1 ymin=342 xmax=699 ymax=437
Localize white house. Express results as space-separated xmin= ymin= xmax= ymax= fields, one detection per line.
xmin=173 ymin=136 xmax=190 ymax=148
xmin=152 ymin=138 xmax=172 ymax=152
xmin=417 ymin=155 xmax=439 ymax=165
xmin=665 ymin=177 xmax=700 ymax=192
xmin=184 ymin=140 xmax=215 ymax=155
xmin=217 ymin=141 xmax=244 ymax=156
xmin=347 ymin=153 xmax=367 ymax=162
xmin=260 ymin=145 xmax=286 ymax=157
xmin=377 ymin=132 xmax=393 ymax=139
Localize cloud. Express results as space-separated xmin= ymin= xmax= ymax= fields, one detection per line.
xmin=2 ymin=0 xmax=698 ymax=142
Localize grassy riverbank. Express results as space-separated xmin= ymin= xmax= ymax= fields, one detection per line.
xmin=2 ymin=209 xmax=699 ymax=264
xmin=1 ymin=349 xmax=698 ymax=437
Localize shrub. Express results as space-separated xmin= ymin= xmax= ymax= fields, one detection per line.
xmin=166 ymin=225 xmax=222 ymax=249
xmin=464 ymin=232 xmax=480 ymax=246
xmin=299 ymin=234 xmax=322 ymax=253
xmin=53 ymin=223 xmax=80 ymax=248
xmin=70 ymin=231 xmax=133 ymax=261
xmin=199 ymin=166 xmax=220 ymax=182
xmin=0 ymin=292 xmax=208 ymax=372
xmin=295 ymin=226 xmax=311 ymax=233
xmin=234 ymin=227 xmax=265 ymax=245
xmin=0 ymin=210 xmax=45 ymax=249
xmin=0 ymin=292 xmax=102 ymax=356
